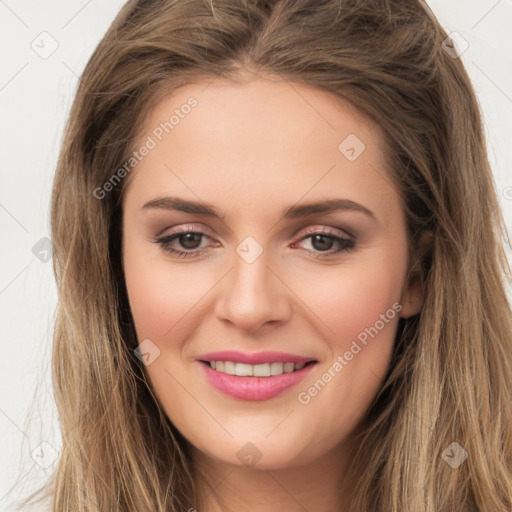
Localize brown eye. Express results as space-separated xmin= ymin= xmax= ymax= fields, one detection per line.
xmin=309 ymin=234 xmax=335 ymax=251
xmin=295 ymin=228 xmax=356 ymax=258
xmin=177 ymin=232 xmax=203 ymax=250
xmin=155 ymin=229 xmax=212 ymax=258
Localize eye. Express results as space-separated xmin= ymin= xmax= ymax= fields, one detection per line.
xmin=154 ymin=227 xmax=215 ymax=259
xmin=293 ymin=227 xmax=356 ymax=258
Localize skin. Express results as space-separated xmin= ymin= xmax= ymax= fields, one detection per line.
xmin=121 ymin=73 xmax=423 ymax=511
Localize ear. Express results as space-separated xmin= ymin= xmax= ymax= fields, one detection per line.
xmin=399 ymin=231 xmax=432 ymax=319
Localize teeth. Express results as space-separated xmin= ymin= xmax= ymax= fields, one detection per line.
xmin=270 ymin=362 xmax=283 ymax=376
xmin=283 ymin=362 xmax=295 ymax=373
xmin=235 ymin=363 xmax=253 ymax=376
xmin=208 ymin=361 xmax=308 ymax=376
xmin=254 ymin=363 xmax=271 ymax=377
xmin=224 ymin=361 xmax=236 ymax=375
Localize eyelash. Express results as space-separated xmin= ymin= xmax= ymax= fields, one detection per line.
xmin=154 ymin=226 xmax=356 ymax=260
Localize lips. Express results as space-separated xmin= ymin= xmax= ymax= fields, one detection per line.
xmin=197 ymin=350 xmax=318 ymax=401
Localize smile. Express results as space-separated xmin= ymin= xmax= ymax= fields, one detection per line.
xmin=197 ymin=351 xmax=318 ymax=401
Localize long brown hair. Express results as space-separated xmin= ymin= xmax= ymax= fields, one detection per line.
xmin=21 ymin=0 xmax=512 ymax=510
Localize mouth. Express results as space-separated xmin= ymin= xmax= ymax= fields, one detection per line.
xmin=196 ymin=352 xmax=318 ymax=401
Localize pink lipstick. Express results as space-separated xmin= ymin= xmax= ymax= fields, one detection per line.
xmin=197 ymin=350 xmax=317 ymax=401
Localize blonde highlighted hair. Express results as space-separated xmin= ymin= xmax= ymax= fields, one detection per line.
xmin=21 ymin=0 xmax=512 ymax=510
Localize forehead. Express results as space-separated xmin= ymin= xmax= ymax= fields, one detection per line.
xmin=138 ymin=75 xmax=378 ymax=153
xmin=122 ymin=76 xmax=400 ymax=225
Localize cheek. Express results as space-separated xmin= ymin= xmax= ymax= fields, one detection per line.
xmin=300 ymin=253 xmax=406 ymax=352
xmin=289 ymin=252 xmax=406 ymax=437
xmin=123 ymin=242 xmax=215 ymax=343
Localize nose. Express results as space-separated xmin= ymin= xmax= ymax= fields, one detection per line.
xmin=214 ymin=250 xmax=292 ymax=334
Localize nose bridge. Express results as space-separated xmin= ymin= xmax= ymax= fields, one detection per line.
xmin=214 ymin=237 xmax=291 ymax=331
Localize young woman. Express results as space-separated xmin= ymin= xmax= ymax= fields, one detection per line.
xmin=22 ymin=0 xmax=512 ymax=510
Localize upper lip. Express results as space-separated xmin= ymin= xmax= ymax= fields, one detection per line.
xmin=197 ymin=350 xmax=316 ymax=365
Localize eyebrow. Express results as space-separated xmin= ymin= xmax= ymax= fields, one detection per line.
xmin=141 ymin=196 xmax=376 ymax=221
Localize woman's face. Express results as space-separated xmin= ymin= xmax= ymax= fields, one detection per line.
xmin=121 ymin=75 xmax=422 ymax=470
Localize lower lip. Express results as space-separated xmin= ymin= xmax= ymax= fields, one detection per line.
xmin=199 ymin=361 xmax=316 ymax=401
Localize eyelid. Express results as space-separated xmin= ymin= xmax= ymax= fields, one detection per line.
xmin=155 ymin=223 xmax=214 ymax=238
xmin=297 ymin=224 xmax=355 ymax=240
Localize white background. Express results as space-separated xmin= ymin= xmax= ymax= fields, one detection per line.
xmin=1 ymin=0 xmax=511 ymax=509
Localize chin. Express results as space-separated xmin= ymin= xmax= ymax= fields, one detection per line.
xmin=194 ymin=434 xmax=326 ymax=471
